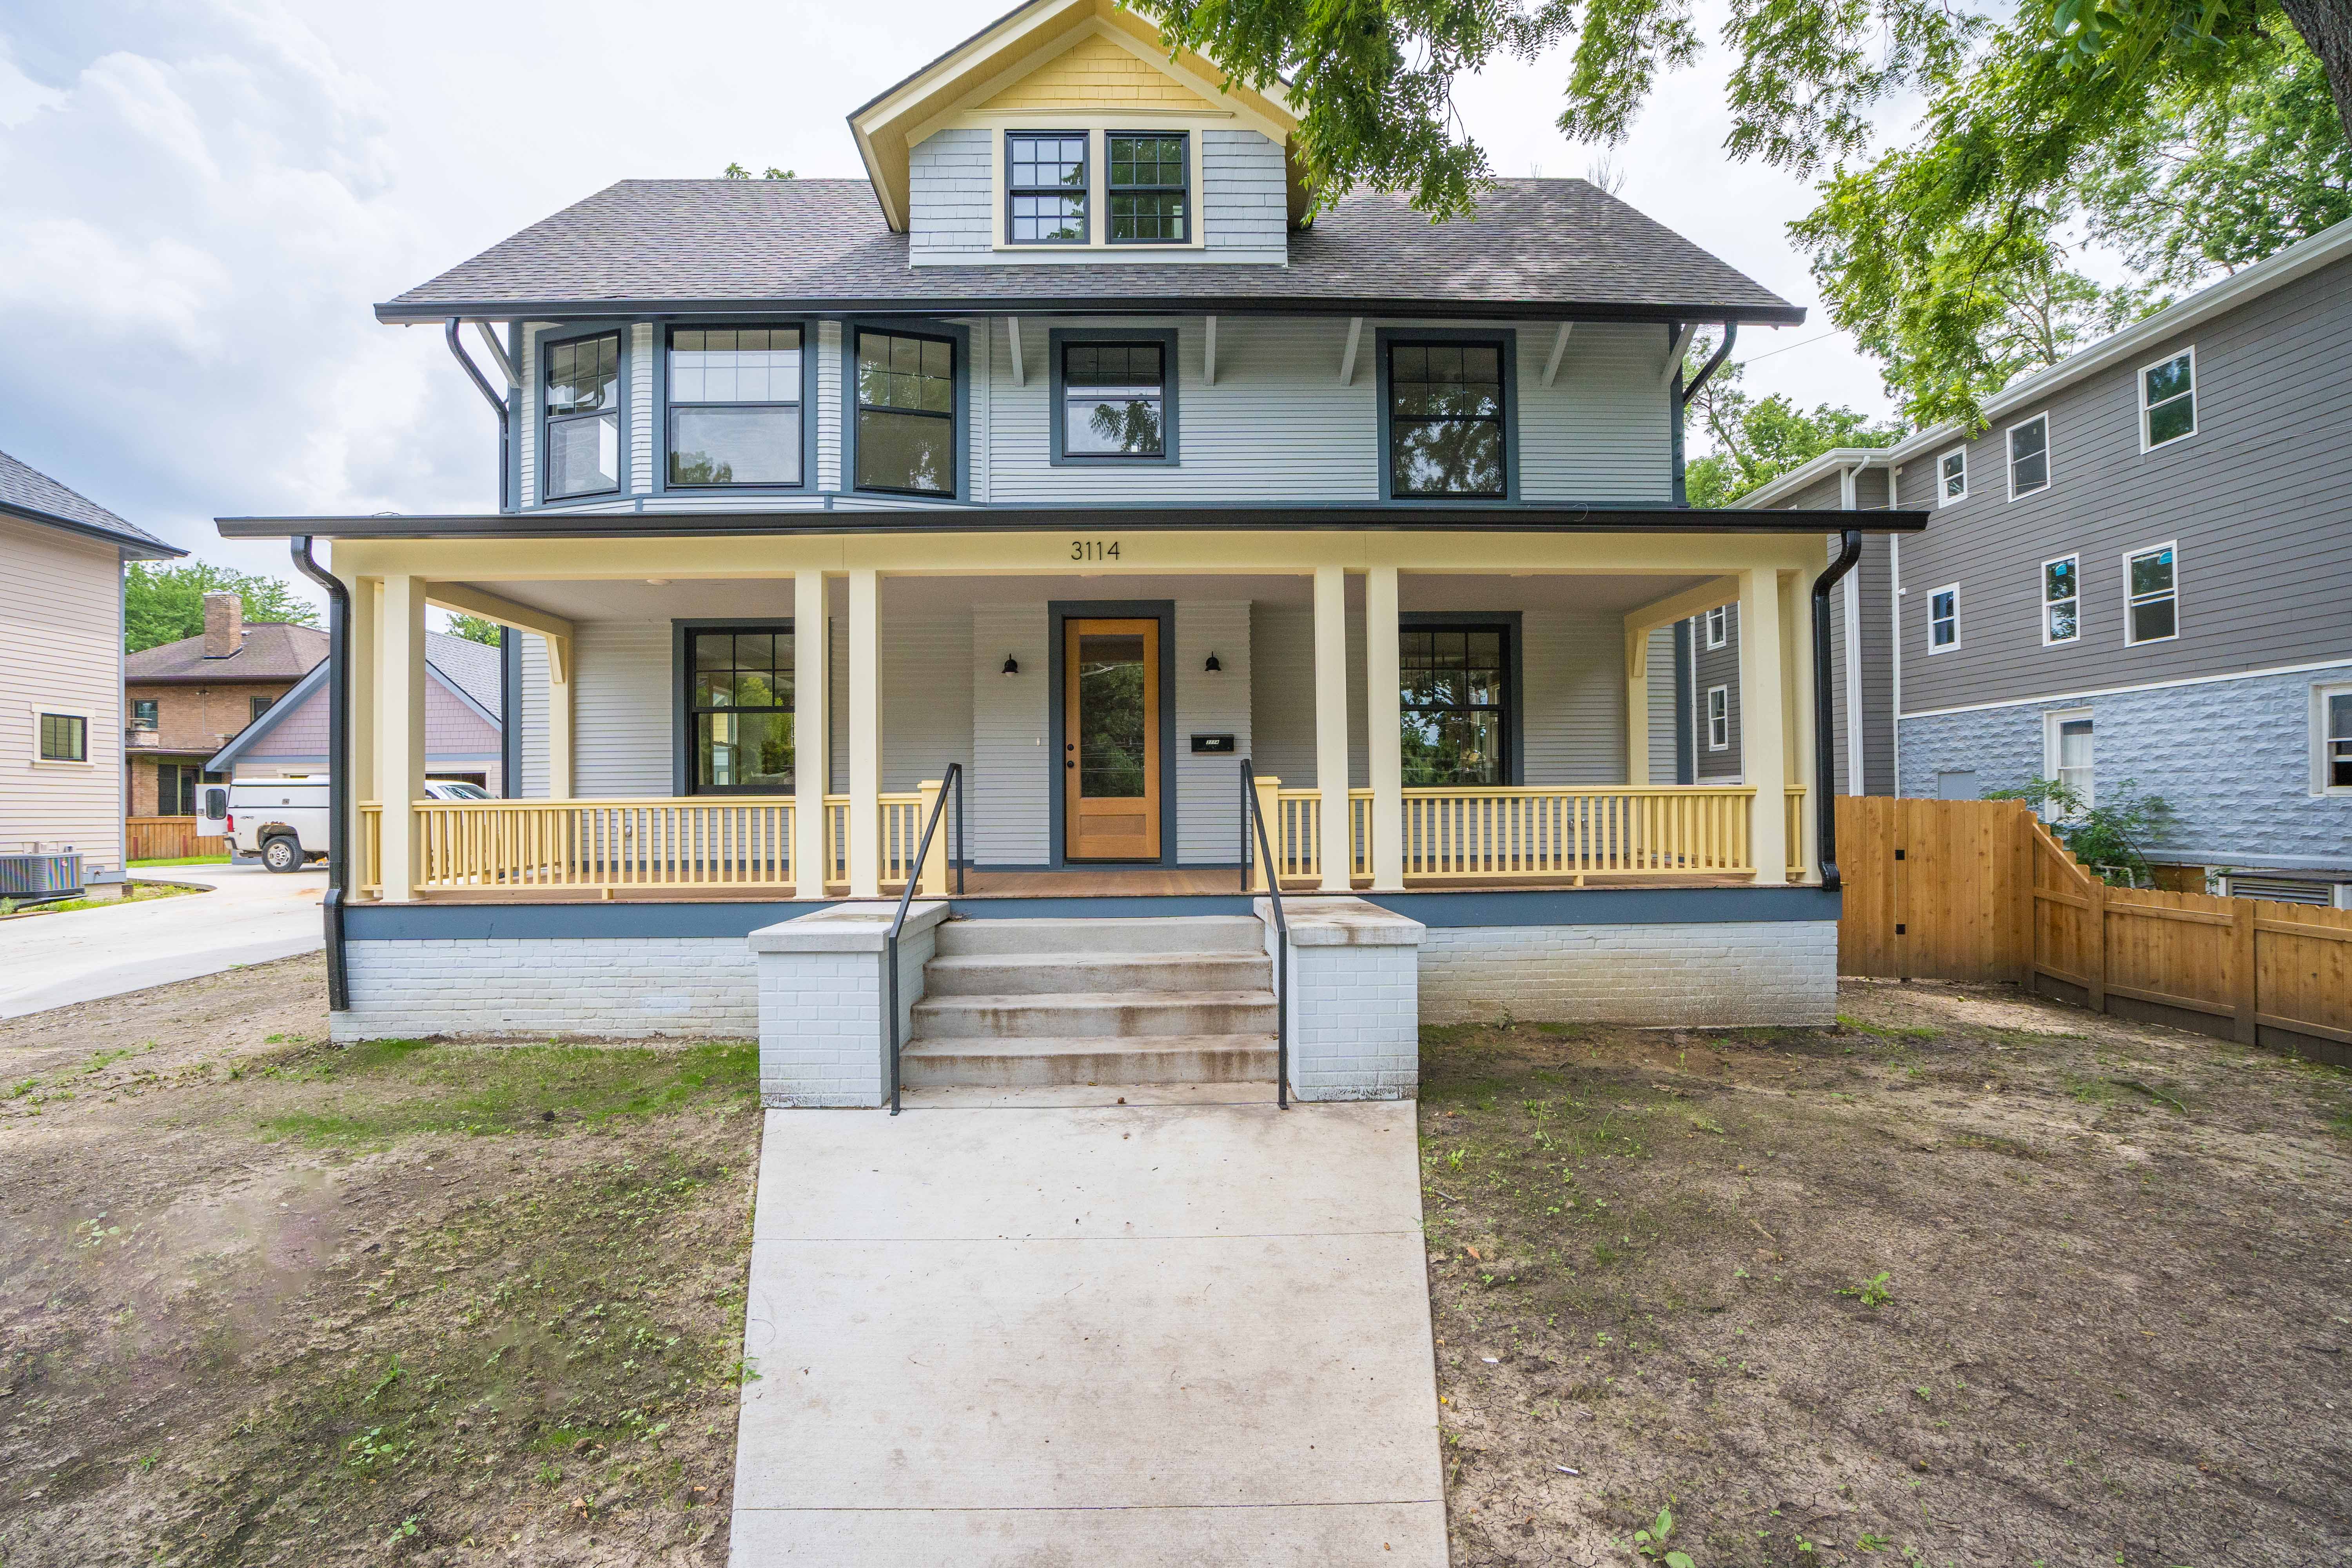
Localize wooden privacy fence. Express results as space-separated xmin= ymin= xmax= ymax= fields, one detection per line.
xmin=1837 ymin=795 xmax=2352 ymax=1063
xmin=125 ymin=816 xmax=228 ymax=861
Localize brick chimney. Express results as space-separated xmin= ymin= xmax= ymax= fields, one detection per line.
xmin=203 ymin=592 xmax=244 ymax=658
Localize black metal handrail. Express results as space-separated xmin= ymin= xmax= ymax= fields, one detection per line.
xmin=1240 ymin=758 xmax=1289 ymax=1110
xmin=886 ymin=762 xmax=962 ymax=1116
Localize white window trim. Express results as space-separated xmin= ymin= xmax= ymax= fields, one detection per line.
xmin=1703 ymin=604 xmax=1728 ymax=648
xmin=2314 ymin=681 xmax=2352 ymax=796
xmin=2005 ymin=412 xmax=2051 ymax=501
xmin=1937 ymin=446 xmax=1968 ymax=505
xmin=2122 ymin=539 xmax=2181 ymax=648
xmin=2043 ymin=707 xmax=2095 ymax=817
xmin=30 ymin=707 xmax=94 ymax=768
xmin=1705 ymin=684 xmax=1730 ymax=750
xmin=2138 ymin=344 xmax=2197 ymax=454
xmin=2040 ymin=552 xmax=2080 ymax=646
xmin=1926 ymin=583 xmax=1961 ymax=653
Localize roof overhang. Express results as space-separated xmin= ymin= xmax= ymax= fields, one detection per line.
xmin=374 ymin=296 xmax=1807 ymax=327
xmin=2 ymin=502 xmax=185 ymax=560
xmin=846 ymin=0 xmax=1303 ymax=234
xmin=223 ymin=506 xmax=1924 ymax=542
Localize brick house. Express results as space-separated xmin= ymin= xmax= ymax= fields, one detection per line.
xmin=124 ymin=594 xmax=327 ymax=818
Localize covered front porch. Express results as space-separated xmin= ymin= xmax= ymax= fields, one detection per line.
xmin=335 ymin=529 xmax=1825 ymax=907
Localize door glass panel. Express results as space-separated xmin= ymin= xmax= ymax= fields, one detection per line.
xmin=1076 ymin=633 xmax=1148 ymax=799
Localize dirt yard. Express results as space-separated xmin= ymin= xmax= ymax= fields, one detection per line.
xmin=1421 ymin=981 xmax=2352 ymax=1568
xmin=0 ymin=955 xmax=761 ymax=1567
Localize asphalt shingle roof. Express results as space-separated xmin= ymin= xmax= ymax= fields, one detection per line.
xmin=378 ymin=178 xmax=1798 ymax=322
xmin=425 ymin=628 xmax=504 ymax=718
xmin=127 ymin=622 xmax=330 ymax=682
xmin=0 ymin=448 xmax=181 ymax=556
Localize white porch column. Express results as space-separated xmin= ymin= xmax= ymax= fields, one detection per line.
xmin=1784 ymin=567 xmax=1819 ymax=882
xmin=378 ymin=574 xmax=427 ymax=901
xmin=345 ymin=574 xmax=377 ymax=876
xmin=794 ymin=568 xmax=830 ymax=898
xmin=546 ymin=633 xmax=573 ymax=799
xmin=1365 ymin=565 xmax=1404 ymax=891
xmin=1312 ymin=564 xmax=1352 ymax=892
xmin=847 ymin=567 xmax=882 ymax=898
xmin=1739 ymin=568 xmax=1788 ymax=885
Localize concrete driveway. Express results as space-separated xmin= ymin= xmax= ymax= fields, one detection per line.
xmin=729 ymin=1085 xmax=1445 ymax=1566
xmin=0 ymin=861 xmax=326 ymax=1018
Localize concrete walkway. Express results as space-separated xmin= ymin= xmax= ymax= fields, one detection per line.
xmin=0 ymin=862 xmax=325 ymax=1018
xmin=730 ymin=1084 xmax=1445 ymax=1566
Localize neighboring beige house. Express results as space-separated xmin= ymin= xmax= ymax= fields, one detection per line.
xmin=1 ymin=449 xmax=183 ymax=883
xmin=124 ymin=597 xmax=327 ymax=817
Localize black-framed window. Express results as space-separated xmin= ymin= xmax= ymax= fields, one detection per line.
xmin=667 ymin=327 xmax=803 ymax=487
xmin=686 ymin=627 xmax=793 ymax=793
xmin=1007 ymin=131 xmax=1088 ymax=244
xmin=132 ymin=699 xmax=158 ymax=728
xmin=1400 ymin=626 xmax=1511 ymax=786
xmin=855 ymin=329 xmax=956 ymax=495
xmin=1387 ymin=341 xmax=1507 ymax=497
xmin=1062 ymin=342 xmax=1166 ymax=458
xmin=158 ymin=761 xmax=201 ymax=816
xmin=250 ymin=695 xmax=274 ymax=723
xmin=544 ymin=332 xmax=621 ymax=499
xmin=1108 ymin=132 xmax=1187 ymax=243
xmin=39 ymin=712 xmax=86 ymax=762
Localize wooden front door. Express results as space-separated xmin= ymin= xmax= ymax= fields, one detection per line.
xmin=1063 ymin=617 xmax=1161 ymax=861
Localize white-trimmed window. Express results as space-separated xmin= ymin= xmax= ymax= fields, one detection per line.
xmin=1704 ymin=604 xmax=1728 ymax=648
xmin=2123 ymin=542 xmax=2178 ymax=645
xmin=1938 ymin=447 xmax=1967 ymax=505
xmin=1927 ymin=584 xmax=1960 ymax=652
xmin=2045 ymin=710 xmax=2094 ymax=813
xmin=37 ymin=711 xmax=88 ymax=762
xmin=2007 ymin=414 xmax=2049 ymax=499
xmin=2140 ymin=347 xmax=2196 ymax=450
xmin=1706 ymin=685 xmax=1730 ymax=750
xmin=2040 ymin=554 xmax=2079 ymax=645
xmin=2316 ymin=683 xmax=2352 ymax=794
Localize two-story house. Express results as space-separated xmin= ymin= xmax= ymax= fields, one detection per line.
xmin=1744 ymin=218 xmax=2352 ymax=907
xmin=2 ymin=449 xmax=183 ymax=886
xmin=217 ymin=0 xmax=1922 ymax=1102
xmin=124 ymin=595 xmax=327 ymax=822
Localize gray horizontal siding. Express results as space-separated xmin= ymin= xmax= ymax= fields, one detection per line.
xmin=1894 ymin=257 xmax=2352 ymax=714
xmin=1694 ymin=604 xmax=1742 ymax=782
xmin=572 ymin=621 xmax=672 ymax=796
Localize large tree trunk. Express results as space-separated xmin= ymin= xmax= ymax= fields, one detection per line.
xmin=2277 ymin=0 xmax=2352 ymax=143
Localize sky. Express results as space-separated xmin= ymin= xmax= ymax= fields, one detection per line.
xmin=0 ymin=0 xmax=1915 ymax=608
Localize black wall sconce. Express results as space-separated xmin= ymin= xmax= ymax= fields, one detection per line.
xmin=1203 ymin=653 xmax=1223 ymax=673
xmin=1001 ymin=655 xmax=1021 ymax=677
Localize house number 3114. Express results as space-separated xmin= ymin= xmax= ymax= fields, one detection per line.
xmin=1070 ymin=539 xmax=1120 ymax=561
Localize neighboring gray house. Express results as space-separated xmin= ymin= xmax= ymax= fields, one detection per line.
xmin=208 ymin=629 xmax=507 ymax=792
xmin=1744 ymin=217 xmax=2352 ymax=905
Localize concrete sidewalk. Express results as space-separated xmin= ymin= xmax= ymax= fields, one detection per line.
xmin=0 ymin=862 xmax=325 ymax=1018
xmin=729 ymin=1085 xmax=1445 ymax=1565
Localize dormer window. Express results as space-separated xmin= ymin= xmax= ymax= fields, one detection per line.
xmin=1108 ymin=133 xmax=1187 ymax=243
xmin=1007 ymin=132 xmax=1089 ymax=243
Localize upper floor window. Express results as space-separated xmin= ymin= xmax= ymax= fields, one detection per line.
xmin=855 ymin=329 xmax=956 ymax=496
xmin=1928 ymin=585 xmax=1960 ymax=652
xmin=2007 ymin=414 xmax=2049 ymax=500
xmin=250 ymin=695 xmax=274 ymax=723
xmin=668 ymin=327 xmax=804 ymax=487
xmin=2041 ymin=555 xmax=2079 ymax=645
xmin=39 ymin=712 xmax=87 ymax=762
xmin=1938 ymin=448 xmax=1967 ymax=505
xmin=132 ymin=699 xmax=158 ymax=729
xmin=1007 ymin=132 xmax=1088 ymax=244
xmin=1703 ymin=605 xmax=1728 ymax=649
xmin=1060 ymin=341 xmax=1168 ymax=460
xmin=544 ymin=332 xmax=620 ymax=499
xmin=2141 ymin=348 xmax=2196 ymax=449
xmin=1401 ymin=626 xmax=1512 ymax=785
xmin=686 ymin=627 xmax=793 ymax=793
xmin=2124 ymin=542 xmax=2178 ymax=645
xmin=1387 ymin=340 xmax=1507 ymax=498
xmin=1108 ymin=133 xmax=1188 ymax=243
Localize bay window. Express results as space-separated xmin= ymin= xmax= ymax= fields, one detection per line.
xmin=544 ymin=332 xmax=621 ymax=499
xmin=668 ymin=327 xmax=803 ymax=487
xmin=854 ymin=329 xmax=956 ymax=496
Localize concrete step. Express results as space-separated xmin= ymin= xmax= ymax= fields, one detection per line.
xmin=899 ymin=1034 xmax=1277 ymax=1087
xmin=923 ymin=951 xmax=1271 ymax=997
xmin=909 ymin=989 xmax=1278 ymax=1040
xmin=933 ymin=915 xmax=1265 ymax=958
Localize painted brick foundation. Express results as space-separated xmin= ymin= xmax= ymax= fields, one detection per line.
xmin=334 ymin=938 xmax=758 ymax=1042
xmin=751 ymin=903 xmax=943 ymax=1108
xmin=1263 ymin=897 xmax=1425 ymax=1102
xmin=1416 ymin=920 xmax=1838 ymax=1026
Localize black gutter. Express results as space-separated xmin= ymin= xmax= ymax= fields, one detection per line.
xmin=377 ymin=296 xmax=1807 ymax=328
xmin=287 ymin=535 xmax=352 ymax=1011
xmin=1811 ymin=528 xmax=1865 ymax=891
xmin=445 ymin=319 xmax=513 ymax=512
xmin=1680 ymin=324 xmax=1737 ymax=407
xmin=2 ymin=502 xmax=185 ymax=560
xmin=219 ymin=505 xmax=1927 ymax=540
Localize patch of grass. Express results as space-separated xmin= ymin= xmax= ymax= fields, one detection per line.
xmin=2 ymin=882 xmax=205 ymax=917
xmin=2065 ymin=1074 xmax=2119 ymax=1106
xmin=258 ymin=1039 xmax=758 ymax=1148
xmin=129 ymin=855 xmax=232 ymax=867
xmin=1838 ymin=1015 xmax=1938 ymax=1040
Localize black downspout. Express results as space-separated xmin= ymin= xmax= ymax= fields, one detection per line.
xmin=446 ymin=318 xmax=512 ymax=513
xmin=1813 ymin=529 xmax=1865 ymax=890
xmin=1680 ymin=323 xmax=1737 ymax=407
xmin=289 ymin=535 xmax=351 ymax=1011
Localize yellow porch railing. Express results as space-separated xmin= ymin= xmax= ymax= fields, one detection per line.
xmin=1785 ymin=787 xmax=1807 ymax=882
xmin=1262 ymin=784 xmax=1760 ymax=884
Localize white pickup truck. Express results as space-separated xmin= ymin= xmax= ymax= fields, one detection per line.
xmin=199 ymin=777 xmax=491 ymax=872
